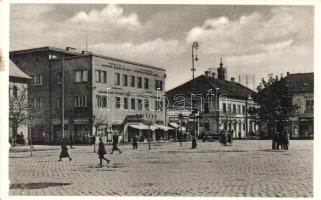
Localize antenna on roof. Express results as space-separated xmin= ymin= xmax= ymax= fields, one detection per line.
xmin=85 ymin=32 xmax=88 ymax=51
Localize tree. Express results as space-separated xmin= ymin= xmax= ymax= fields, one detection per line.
xmin=9 ymin=87 xmax=29 ymax=146
xmin=255 ymin=76 xmax=298 ymax=138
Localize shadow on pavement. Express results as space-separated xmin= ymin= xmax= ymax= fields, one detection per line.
xmin=10 ymin=182 xmax=71 ymax=189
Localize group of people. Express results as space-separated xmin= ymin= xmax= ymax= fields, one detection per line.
xmin=58 ymin=134 xmax=122 ymax=165
xmin=272 ymin=131 xmax=289 ymax=150
xmin=219 ymin=130 xmax=233 ymax=146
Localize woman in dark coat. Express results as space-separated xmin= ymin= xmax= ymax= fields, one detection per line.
xmin=132 ymin=134 xmax=138 ymax=149
xmin=59 ymin=138 xmax=72 ymax=161
xmin=110 ymin=134 xmax=122 ymax=154
xmin=98 ymin=137 xmax=110 ymax=165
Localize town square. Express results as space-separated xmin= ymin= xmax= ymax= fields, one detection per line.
xmin=3 ymin=2 xmax=317 ymax=198
xmin=9 ymin=140 xmax=312 ymax=197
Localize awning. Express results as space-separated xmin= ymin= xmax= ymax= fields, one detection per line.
xmin=169 ymin=122 xmax=180 ymax=128
xmin=129 ymin=123 xmax=158 ymax=131
xmin=154 ymin=124 xmax=174 ymax=131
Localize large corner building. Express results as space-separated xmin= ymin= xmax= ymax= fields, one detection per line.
xmin=10 ymin=47 xmax=166 ymax=144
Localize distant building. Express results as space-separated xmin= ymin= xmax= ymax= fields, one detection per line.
xmin=166 ymin=59 xmax=258 ymax=139
xmin=10 ymin=46 xmax=167 ymax=144
xmin=285 ymin=72 xmax=314 ymax=138
xmin=9 ymin=60 xmax=32 ymax=144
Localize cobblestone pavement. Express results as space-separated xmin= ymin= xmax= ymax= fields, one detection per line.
xmin=9 ymin=140 xmax=313 ymax=197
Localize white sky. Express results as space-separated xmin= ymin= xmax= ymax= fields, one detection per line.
xmin=10 ymin=4 xmax=314 ymax=91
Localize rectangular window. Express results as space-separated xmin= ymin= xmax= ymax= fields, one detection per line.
xmin=122 ymin=74 xmax=128 ymax=86
xmin=74 ymin=96 xmax=87 ymax=107
xmin=96 ymin=70 xmax=107 ymax=83
xmin=33 ymin=75 xmax=43 ymax=85
xmin=242 ymin=105 xmax=246 ymax=114
xmin=101 ymin=71 xmax=106 ymax=83
xmin=131 ymin=98 xmax=135 ymax=110
xmin=223 ymin=103 xmax=226 ymax=113
xmin=233 ymin=104 xmax=236 ymax=114
xmin=144 ymin=99 xmax=150 ymax=110
xmin=137 ymin=77 xmax=142 ymax=88
xmin=144 ymin=78 xmax=149 ymax=89
xmin=82 ymin=70 xmax=88 ymax=82
xmin=57 ymin=72 xmax=62 ymax=84
xmin=306 ymin=100 xmax=314 ymax=111
xmin=75 ymin=70 xmax=88 ymax=83
xmin=95 ymin=70 xmax=100 ymax=82
xmin=228 ymin=104 xmax=231 ymax=112
xmin=114 ymin=73 xmax=120 ymax=85
xmin=130 ymin=75 xmax=135 ymax=87
xmin=138 ymin=99 xmax=142 ymax=110
xmin=57 ymin=97 xmax=61 ymax=108
xmin=75 ymin=71 xmax=81 ymax=83
xmin=124 ymin=97 xmax=128 ymax=110
xmin=238 ymin=105 xmax=241 ymax=114
xmin=33 ymin=97 xmax=43 ymax=109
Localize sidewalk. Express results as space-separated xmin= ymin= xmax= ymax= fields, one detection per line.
xmin=9 ymin=145 xmax=60 ymax=152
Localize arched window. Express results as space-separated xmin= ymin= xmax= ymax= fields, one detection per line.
xmin=13 ymin=86 xmax=18 ymax=98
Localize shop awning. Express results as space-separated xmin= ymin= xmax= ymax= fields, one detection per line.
xmin=169 ymin=122 xmax=180 ymax=128
xmin=129 ymin=123 xmax=158 ymax=131
xmin=154 ymin=124 xmax=174 ymax=131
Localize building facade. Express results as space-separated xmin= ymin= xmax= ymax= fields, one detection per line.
xmin=166 ymin=60 xmax=258 ymax=139
xmin=9 ymin=60 xmax=32 ymax=144
xmin=10 ymin=46 xmax=167 ymax=144
xmin=286 ymin=73 xmax=314 ymax=138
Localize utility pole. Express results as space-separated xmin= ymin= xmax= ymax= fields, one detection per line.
xmin=61 ymin=54 xmax=65 ymax=139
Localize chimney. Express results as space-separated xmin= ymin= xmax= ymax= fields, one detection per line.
xmin=212 ymin=73 xmax=216 ymax=79
xmin=287 ymin=72 xmax=290 ymax=76
xmin=66 ymin=47 xmax=77 ymax=52
xmin=205 ymin=71 xmax=210 ymax=77
xmin=231 ymin=77 xmax=235 ymax=82
xmin=82 ymin=50 xmax=92 ymax=54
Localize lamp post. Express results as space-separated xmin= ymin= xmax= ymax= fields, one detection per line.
xmin=191 ymin=41 xmax=199 ymax=149
xmin=92 ymin=115 xmax=96 ymax=153
xmin=178 ymin=113 xmax=183 ymax=146
xmin=215 ymin=88 xmax=220 ymax=133
xmin=143 ymin=113 xmax=156 ymax=150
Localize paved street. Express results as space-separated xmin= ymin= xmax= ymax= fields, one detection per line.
xmin=9 ymin=140 xmax=313 ymax=197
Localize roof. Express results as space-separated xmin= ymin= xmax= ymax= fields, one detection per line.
xmin=10 ymin=46 xmax=165 ymax=71
xmin=282 ymin=73 xmax=314 ymax=94
xmin=9 ymin=60 xmax=31 ymax=79
xmin=166 ymin=75 xmax=256 ymax=100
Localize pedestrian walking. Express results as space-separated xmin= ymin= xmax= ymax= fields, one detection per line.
xmin=227 ymin=131 xmax=232 ymax=146
xmin=69 ymin=134 xmax=73 ymax=149
xmin=111 ymin=134 xmax=122 ymax=154
xmin=58 ymin=138 xmax=72 ymax=161
xmin=98 ymin=137 xmax=110 ymax=165
xmin=132 ymin=134 xmax=138 ymax=149
xmin=283 ymin=131 xmax=289 ymax=150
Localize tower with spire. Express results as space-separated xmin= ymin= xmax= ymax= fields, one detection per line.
xmin=217 ymin=58 xmax=226 ymax=80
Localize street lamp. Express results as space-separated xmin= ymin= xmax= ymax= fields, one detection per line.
xmin=92 ymin=115 xmax=96 ymax=153
xmin=191 ymin=41 xmax=199 ymax=149
xmin=215 ymin=88 xmax=220 ymax=133
xmin=143 ymin=113 xmax=157 ymax=150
